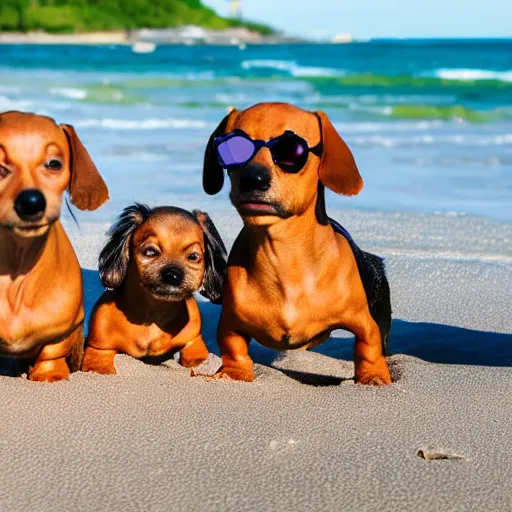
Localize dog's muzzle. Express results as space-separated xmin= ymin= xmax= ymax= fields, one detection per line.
xmin=14 ymin=189 xmax=46 ymax=222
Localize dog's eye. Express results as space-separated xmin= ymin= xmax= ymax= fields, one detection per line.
xmin=187 ymin=252 xmax=201 ymax=262
xmin=45 ymin=159 xmax=63 ymax=171
xmin=0 ymin=165 xmax=10 ymax=179
xmin=142 ymin=247 xmax=159 ymax=258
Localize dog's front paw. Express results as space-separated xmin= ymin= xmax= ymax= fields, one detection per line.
xmin=180 ymin=356 xmax=208 ymax=369
xmin=355 ymin=358 xmax=391 ymax=386
xmin=356 ymin=374 xmax=390 ymax=386
xmin=82 ymin=362 xmax=117 ymax=375
xmin=215 ymin=364 xmax=255 ymax=382
xmin=29 ymin=358 xmax=70 ymax=382
xmin=81 ymin=348 xmax=117 ymax=374
xmin=179 ymin=338 xmax=209 ymax=368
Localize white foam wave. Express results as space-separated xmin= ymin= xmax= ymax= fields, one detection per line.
xmin=74 ymin=118 xmax=209 ymax=130
xmin=347 ymin=133 xmax=512 ymax=148
xmin=347 ymin=104 xmax=393 ymax=115
xmin=334 ymin=121 xmax=444 ymax=133
xmin=50 ymin=87 xmax=88 ymax=100
xmin=0 ymin=95 xmax=32 ymax=111
xmin=105 ymin=152 xmax=167 ymax=162
xmin=0 ymin=85 xmax=22 ymax=95
xmin=434 ymin=68 xmax=512 ymax=82
xmin=240 ymin=59 xmax=344 ymax=78
xmin=214 ymin=92 xmax=247 ymax=104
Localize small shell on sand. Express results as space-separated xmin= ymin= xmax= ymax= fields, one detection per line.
xmin=417 ymin=448 xmax=467 ymax=461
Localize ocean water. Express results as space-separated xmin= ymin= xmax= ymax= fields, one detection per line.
xmin=0 ymin=40 xmax=511 ymax=222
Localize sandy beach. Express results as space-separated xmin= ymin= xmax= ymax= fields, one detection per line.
xmin=0 ymin=31 xmax=132 ymax=45
xmin=0 ymin=210 xmax=510 ymax=512
xmin=1 ymin=40 xmax=511 ymax=511
xmin=0 ymin=27 xmax=294 ymax=46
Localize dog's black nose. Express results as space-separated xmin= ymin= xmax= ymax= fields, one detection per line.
xmin=161 ymin=266 xmax=184 ymax=286
xmin=239 ymin=168 xmax=271 ymax=193
xmin=14 ymin=189 xmax=46 ymax=221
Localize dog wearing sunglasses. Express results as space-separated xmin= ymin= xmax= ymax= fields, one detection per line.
xmin=0 ymin=111 xmax=108 ymax=381
xmin=82 ymin=204 xmax=227 ymax=374
xmin=203 ymin=102 xmax=392 ymax=385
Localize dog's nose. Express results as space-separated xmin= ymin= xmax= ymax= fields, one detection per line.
xmin=14 ymin=189 xmax=46 ymax=221
xmin=239 ymin=168 xmax=271 ymax=193
xmin=161 ymin=266 xmax=184 ymax=286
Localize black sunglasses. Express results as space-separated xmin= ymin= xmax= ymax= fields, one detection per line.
xmin=213 ymin=114 xmax=323 ymax=174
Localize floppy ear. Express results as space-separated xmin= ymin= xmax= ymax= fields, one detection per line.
xmin=203 ymin=109 xmax=237 ymax=195
xmin=98 ymin=203 xmax=151 ymax=289
xmin=315 ymin=111 xmax=363 ymax=196
xmin=61 ymin=124 xmax=109 ymax=211
xmin=193 ymin=210 xmax=228 ymax=305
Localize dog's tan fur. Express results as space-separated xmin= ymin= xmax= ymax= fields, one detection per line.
xmin=83 ymin=206 xmax=227 ymax=374
xmin=0 ymin=111 xmax=108 ymax=381
xmin=203 ymin=103 xmax=391 ymax=385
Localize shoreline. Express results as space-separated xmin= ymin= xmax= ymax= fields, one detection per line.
xmin=0 ymin=28 xmax=306 ymax=46
xmin=0 ymin=31 xmax=131 ymax=45
xmin=1 ymin=32 xmax=511 ymax=47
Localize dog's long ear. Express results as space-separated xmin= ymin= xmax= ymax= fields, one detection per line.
xmin=61 ymin=124 xmax=109 ymax=211
xmin=98 ymin=203 xmax=151 ymax=289
xmin=193 ymin=210 xmax=228 ymax=305
xmin=315 ymin=111 xmax=363 ymax=196
xmin=203 ymin=109 xmax=237 ymax=195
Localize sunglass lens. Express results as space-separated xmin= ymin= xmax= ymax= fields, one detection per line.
xmin=217 ymin=136 xmax=255 ymax=167
xmin=272 ymin=136 xmax=308 ymax=172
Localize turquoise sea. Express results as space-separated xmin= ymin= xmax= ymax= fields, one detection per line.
xmin=0 ymin=39 xmax=511 ymax=221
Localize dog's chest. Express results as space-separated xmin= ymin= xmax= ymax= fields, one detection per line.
xmin=0 ymin=234 xmax=83 ymax=355
xmin=0 ymin=279 xmax=79 ymax=355
xmin=129 ymin=321 xmax=186 ymax=358
xmin=0 ymin=310 xmax=72 ymax=356
xmin=132 ymin=326 xmax=171 ymax=356
xmin=0 ymin=316 xmax=39 ymax=355
xmin=235 ymin=275 xmax=341 ymax=349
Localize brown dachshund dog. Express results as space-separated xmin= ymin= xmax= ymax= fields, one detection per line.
xmin=82 ymin=204 xmax=227 ymax=374
xmin=202 ymin=103 xmax=392 ymax=385
xmin=0 ymin=111 xmax=108 ymax=381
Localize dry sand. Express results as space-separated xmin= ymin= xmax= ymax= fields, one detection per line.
xmin=0 ymin=27 xmax=277 ymax=46
xmin=1 ymin=209 xmax=511 ymax=511
xmin=0 ymin=31 xmax=131 ymax=45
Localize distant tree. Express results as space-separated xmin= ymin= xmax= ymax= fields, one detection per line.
xmin=0 ymin=0 xmax=273 ymax=34
xmin=14 ymin=0 xmax=30 ymax=32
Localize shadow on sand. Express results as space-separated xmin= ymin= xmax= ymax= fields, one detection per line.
xmin=83 ymin=269 xmax=512 ymax=368
xmin=2 ymin=269 xmax=510 ymax=379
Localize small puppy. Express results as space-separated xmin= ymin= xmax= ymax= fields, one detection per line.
xmin=82 ymin=204 xmax=227 ymax=374
xmin=0 ymin=111 xmax=108 ymax=381
xmin=202 ymin=102 xmax=392 ymax=385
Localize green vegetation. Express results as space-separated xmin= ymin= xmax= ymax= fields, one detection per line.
xmin=0 ymin=0 xmax=273 ymax=35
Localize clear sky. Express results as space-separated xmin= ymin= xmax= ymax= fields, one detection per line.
xmin=203 ymin=0 xmax=512 ymax=40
